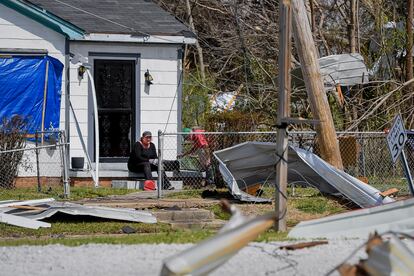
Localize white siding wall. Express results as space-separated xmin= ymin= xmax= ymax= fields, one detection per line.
xmin=0 ymin=4 xmax=182 ymax=175
xmin=0 ymin=5 xmax=66 ymax=176
xmin=69 ymin=42 xmax=181 ymax=163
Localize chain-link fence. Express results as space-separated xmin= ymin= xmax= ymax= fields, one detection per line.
xmin=160 ymin=131 xmax=412 ymax=196
xmin=0 ymin=130 xmax=69 ymax=195
xmin=160 ymin=131 xmax=277 ymax=191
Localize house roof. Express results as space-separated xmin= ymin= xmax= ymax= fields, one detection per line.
xmin=22 ymin=0 xmax=195 ymax=38
xmin=1 ymin=0 xmax=84 ymax=39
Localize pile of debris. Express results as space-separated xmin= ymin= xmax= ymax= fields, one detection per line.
xmin=0 ymin=198 xmax=156 ymax=229
xmin=336 ymin=232 xmax=414 ymax=275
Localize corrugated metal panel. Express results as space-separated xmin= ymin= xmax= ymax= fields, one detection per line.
xmin=0 ymin=200 xmax=157 ymax=229
xmin=292 ymin=53 xmax=369 ymax=88
xmin=213 ymin=142 xmax=393 ymax=207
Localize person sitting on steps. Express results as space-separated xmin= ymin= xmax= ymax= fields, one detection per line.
xmin=127 ymin=131 xmax=174 ymax=190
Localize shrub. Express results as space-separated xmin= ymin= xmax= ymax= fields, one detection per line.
xmin=0 ymin=116 xmax=28 ymax=189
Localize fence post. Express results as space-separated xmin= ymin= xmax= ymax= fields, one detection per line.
xmin=60 ymin=131 xmax=70 ymax=198
xmin=158 ymin=130 xmax=164 ymax=198
xmin=35 ymin=132 xmax=41 ymax=192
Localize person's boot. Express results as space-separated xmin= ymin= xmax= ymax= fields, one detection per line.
xmin=162 ymin=180 xmax=174 ymax=190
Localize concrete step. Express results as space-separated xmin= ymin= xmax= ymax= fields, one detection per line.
xmin=169 ymin=219 xmax=227 ymax=230
xmin=69 ymin=163 xmax=204 ymax=178
xmin=111 ymin=180 xmax=183 ymax=190
xmin=152 ymin=208 xmax=214 ymax=222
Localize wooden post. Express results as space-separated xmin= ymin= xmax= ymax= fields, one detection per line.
xmin=291 ymin=0 xmax=343 ymax=169
xmin=349 ymin=0 xmax=357 ymax=53
xmin=275 ymin=0 xmax=291 ymax=232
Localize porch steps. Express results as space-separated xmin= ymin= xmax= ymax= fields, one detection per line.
xmin=111 ymin=180 xmax=183 ymax=190
xmin=69 ymin=166 xmax=201 ymax=178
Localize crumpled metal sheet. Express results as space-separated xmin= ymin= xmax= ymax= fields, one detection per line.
xmin=362 ymin=234 xmax=414 ymax=275
xmin=0 ymin=212 xmax=51 ymax=229
xmin=213 ymin=142 xmax=394 ymax=207
xmin=0 ymin=200 xmax=157 ymax=228
xmin=291 ymin=146 xmax=394 ymax=207
xmin=292 ymin=53 xmax=369 ymax=88
xmin=288 ymin=197 xmax=414 ymax=238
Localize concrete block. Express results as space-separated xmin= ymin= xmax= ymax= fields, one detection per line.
xmin=170 ymin=220 xmax=226 ymax=230
xmin=111 ymin=180 xmax=142 ymax=189
xmin=152 ymin=209 xmax=214 ymax=222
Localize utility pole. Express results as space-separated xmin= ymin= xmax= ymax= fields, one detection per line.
xmin=291 ymin=0 xmax=343 ymax=169
xmin=275 ymin=0 xmax=291 ymax=232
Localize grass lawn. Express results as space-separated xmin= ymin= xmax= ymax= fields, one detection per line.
xmin=0 ymin=187 xmax=346 ymax=246
xmin=0 ymin=228 xmax=289 ymax=247
xmin=0 ymin=186 xmax=134 ymax=201
xmin=368 ymin=176 xmax=411 ymax=196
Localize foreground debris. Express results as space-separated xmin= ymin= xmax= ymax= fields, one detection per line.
xmin=289 ymin=197 xmax=414 ymax=239
xmin=336 ymin=232 xmax=414 ymax=276
xmin=161 ymin=201 xmax=276 ymax=275
xmin=214 ymin=142 xmax=394 ymax=207
xmin=0 ymin=198 xmax=156 ymax=229
xmin=280 ymin=241 xmax=328 ymax=251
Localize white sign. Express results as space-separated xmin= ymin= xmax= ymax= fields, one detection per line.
xmin=386 ymin=114 xmax=407 ymax=163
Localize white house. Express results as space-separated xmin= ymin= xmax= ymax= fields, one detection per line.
xmin=0 ymin=0 xmax=195 ymax=185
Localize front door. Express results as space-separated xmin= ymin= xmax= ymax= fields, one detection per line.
xmin=94 ymin=59 xmax=135 ymax=162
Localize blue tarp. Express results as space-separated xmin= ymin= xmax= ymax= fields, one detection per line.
xmin=0 ymin=55 xmax=63 ymax=134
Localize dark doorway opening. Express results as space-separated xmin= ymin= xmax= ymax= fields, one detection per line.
xmin=94 ymin=59 xmax=135 ymax=162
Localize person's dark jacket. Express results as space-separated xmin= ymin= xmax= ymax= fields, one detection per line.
xmin=128 ymin=141 xmax=157 ymax=170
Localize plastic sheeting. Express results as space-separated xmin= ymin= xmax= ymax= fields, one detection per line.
xmin=0 ymin=55 xmax=63 ymax=134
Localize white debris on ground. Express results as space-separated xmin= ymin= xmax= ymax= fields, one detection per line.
xmin=0 ymin=199 xmax=156 ymax=229
xmin=2 ymin=238 xmax=413 ymax=276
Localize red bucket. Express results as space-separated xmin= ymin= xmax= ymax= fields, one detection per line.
xmin=144 ymin=180 xmax=156 ymax=191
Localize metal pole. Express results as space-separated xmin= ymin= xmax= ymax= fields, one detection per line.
xmin=158 ymin=130 xmax=164 ymax=198
xmin=275 ymin=0 xmax=291 ymax=232
xmin=60 ymin=131 xmax=70 ymax=198
xmin=35 ymin=132 xmax=41 ymax=192
xmin=86 ymin=69 xmax=99 ymax=188
xmin=41 ymin=60 xmax=50 ymax=144
xmin=400 ymin=150 xmax=414 ymax=196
